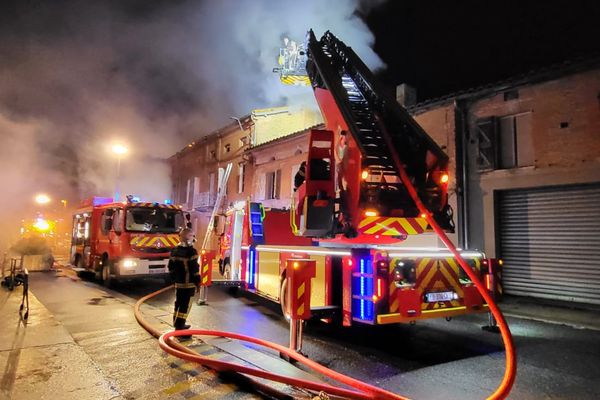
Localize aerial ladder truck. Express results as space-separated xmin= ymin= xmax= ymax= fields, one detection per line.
xmin=207 ymin=31 xmax=502 ymax=329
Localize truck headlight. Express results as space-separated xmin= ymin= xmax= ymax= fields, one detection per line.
xmin=123 ymin=259 xmax=137 ymax=268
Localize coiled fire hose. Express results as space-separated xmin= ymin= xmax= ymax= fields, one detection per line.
xmin=135 ymin=156 xmax=516 ymax=400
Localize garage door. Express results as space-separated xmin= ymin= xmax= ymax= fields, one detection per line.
xmin=498 ymin=183 xmax=600 ymax=304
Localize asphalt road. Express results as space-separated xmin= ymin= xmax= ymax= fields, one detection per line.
xmin=31 ymin=272 xmax=600 ymax=399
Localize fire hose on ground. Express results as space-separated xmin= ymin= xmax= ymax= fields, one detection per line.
xmin=134 ymin=162 xmax=517 ymax=400
xmin=135 ymin=240 xmax=516 ymax=399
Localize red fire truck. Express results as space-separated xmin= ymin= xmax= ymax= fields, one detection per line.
xmin=212 ymin=202 xmax=499 ymax=326
xmin=70 ymin=196 xmax=187 ymax=286
xmin=203 ymin=31 xmax=502 ymax=326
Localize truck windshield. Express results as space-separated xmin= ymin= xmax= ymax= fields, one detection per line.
xmin=125 ymin=207 xmax=184 ymax=233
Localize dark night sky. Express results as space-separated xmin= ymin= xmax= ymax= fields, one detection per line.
xmin=364 ymin=0 xmax=600 ymax=101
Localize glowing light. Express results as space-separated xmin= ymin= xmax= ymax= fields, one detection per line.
xmin=35 ymin=194 xmax=51 ymax=205
xmin=499 ymin=259 xmax=504 ymax=266
xmin=420 ymin=213 xmax=428 ymax=218
xmin=111 ymin=143 xmax=128 ymax=155
xmin=361 ymin=170 xmax=369 ymax=180
xmin=440 ymin=173 xmax=449 ymax=183
xmin=364 ymin=210 xmax=378 ymax=217
xmin=293 ymin=261 xmax=299 ymax=269
xmin=33 ymin=218 xmax=50 ymax=232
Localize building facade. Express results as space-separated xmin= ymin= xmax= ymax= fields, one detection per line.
xmin=411 ymin=60 xmax=600 ymax=304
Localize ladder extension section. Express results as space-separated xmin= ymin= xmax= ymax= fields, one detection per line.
xmin=306 ymin=30 xmax=452 ymax=228
xmin=201 ymin=163 xmax=233 ymax=250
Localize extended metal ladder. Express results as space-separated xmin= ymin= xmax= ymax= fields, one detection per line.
xmin=201 ymin=163 xmax=233 ymax=251
xmin=198 ymin=162 xmax=233 ymax=305
xmin=305 ymin=30 xmax=452 ymax=226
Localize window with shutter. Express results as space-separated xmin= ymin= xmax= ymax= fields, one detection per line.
xmin=476 ymin=117 xmax=498 ymax=171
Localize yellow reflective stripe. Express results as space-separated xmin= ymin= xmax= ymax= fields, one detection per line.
xmin=137 ymin=237 xmax=150 ymax=246
xmin=416 ymin=218 xmax=429 ymax=230
xmin=159 ymin=237 xmax=171 ymax=247
xmin=174 ymin=283 xmax=196 ymax=289
xmin=297 ymin=303 xmax=305 ymax=315
xmin=174 ymin=311 xmax=188 ymax=319
xmin=146 ymin=237 xmax=157 ymax=246
xmin=297 ymin=282 xmax=305 ymax=299
xmin=358 ymin=216 xmax=379 ymax=229
xmin=398 ymin=219 xmax=418 ymax=235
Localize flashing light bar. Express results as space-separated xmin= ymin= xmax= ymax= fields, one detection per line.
xmin=388 ymin=251 xmax=483 ymax=258
xmin=92 ymin=197 xmax=113 ymax=206
xmin=253 ymin=246 xmax=351 ymax=257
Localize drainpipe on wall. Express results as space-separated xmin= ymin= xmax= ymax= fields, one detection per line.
xmin=454 ymin=99 xmax=470 ymax=249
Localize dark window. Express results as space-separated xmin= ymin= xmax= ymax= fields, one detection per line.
xmin=265 ymin=170 xmax=281 ymax=200
xmin=476 ymin=113 xmax=533 ymax=171
xmin=498 ymin=113 xmax=534 ymax=169
xmin=475 ymin=117 xmax=497 ymax=170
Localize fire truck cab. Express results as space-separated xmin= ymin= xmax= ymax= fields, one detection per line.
xmin=70 ymin=196 xmax=186 ymax=286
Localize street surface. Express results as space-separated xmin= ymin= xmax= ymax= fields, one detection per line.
xmin=4 ymin=270 xmax=600 ymax=399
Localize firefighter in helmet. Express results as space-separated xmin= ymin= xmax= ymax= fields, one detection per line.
xmin=168 ymin=228 xmax=200 ymax=336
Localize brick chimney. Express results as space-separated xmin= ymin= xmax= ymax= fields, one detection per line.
xmin=396 ymin=83 xmax=417 ymax=107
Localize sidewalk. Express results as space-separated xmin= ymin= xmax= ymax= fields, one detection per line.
xmin=499 ymin=295 xmax=600 ymax=331
xmin=2 ymin=271 xmax=317 ymax=400
xmin=0 ymin=284 xmax=120 ymax=399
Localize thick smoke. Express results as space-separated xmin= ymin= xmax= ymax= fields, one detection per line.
xmin=0 ymin=0 xmax=383 ymax=250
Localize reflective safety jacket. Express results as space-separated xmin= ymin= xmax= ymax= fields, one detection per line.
xmin=168 ymin=245 xmax=200 ymax=289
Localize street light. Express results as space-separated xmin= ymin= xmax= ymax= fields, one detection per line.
xmin=111 ymin=143 xmax=128 ymax=201
xmin=35 ymin=193 xmax=51 ymax=205
xmin=111 ymin=143 xmax=128 ymax=155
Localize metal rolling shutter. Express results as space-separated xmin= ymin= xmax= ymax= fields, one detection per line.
xmin=498 ymin=183 xmax=600 ymax=304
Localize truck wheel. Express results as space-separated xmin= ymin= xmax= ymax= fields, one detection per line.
xmin=94 ymin=256 xmax=106 ymax=281
xmin=279 ymin=277 xmax=291 ymax=321
xmin=101 ymin=262 xmax=115 ymax=288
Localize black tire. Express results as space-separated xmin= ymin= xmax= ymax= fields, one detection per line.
xmin=101 ymin=262 xmax=115 ymax=288
xmin=94 ymin=255 xmax=106 ymax=281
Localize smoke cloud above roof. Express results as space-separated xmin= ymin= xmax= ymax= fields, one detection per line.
xmin=0 ymin=0 xmax=383 ymax=248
